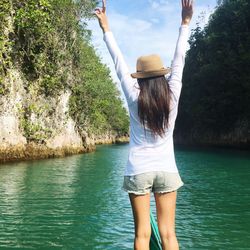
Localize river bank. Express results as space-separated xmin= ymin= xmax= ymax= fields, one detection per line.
xmin=174 ymin=130 xmax=250 ymax=150
xmin=0 ymin=136 xmax=129 ymax=164
xmin=3 ymin=133 xmax=250 ymax=164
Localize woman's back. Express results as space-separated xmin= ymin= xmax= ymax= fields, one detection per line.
xmin=103 ymin=25 xmax=189 ymax=175
xmin=124 ymin=76 xmax=180 ymax=175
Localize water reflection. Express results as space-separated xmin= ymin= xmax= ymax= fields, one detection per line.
xmin=0 ymin=145 xmax=250 ymax=249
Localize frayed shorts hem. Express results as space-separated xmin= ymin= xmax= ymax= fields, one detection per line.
xmin=153 ymin=182 xmax=184 ymax=194
xmin=122 ymin=187 xmax=151 ymax=196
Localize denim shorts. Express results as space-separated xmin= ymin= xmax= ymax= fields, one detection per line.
xmin=123 ymin=171 xmax=184 ymax=195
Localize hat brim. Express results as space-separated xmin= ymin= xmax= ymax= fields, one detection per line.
xmin=131 ymin=68 xmax=171 ymax=79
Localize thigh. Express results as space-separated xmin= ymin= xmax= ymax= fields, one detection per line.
xmin=154 ymin=191 xmax=177 ymax=233
xmin=129 ymin=193 xmax=151 ymax=235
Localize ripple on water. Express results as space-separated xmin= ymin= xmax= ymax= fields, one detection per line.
xmin=0 ymin=145 xmax=250 ymax=249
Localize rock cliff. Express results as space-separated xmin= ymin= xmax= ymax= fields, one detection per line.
xmin=0 ymin=0 xmax=129 ymax=163
xmin=0 ymin=68 xmax=127 ymax=163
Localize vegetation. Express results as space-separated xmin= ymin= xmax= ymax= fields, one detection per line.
xmin=175 ymin=0 xmax=250 ymax=143
xmin=1 ymin=0 xmax=129 ymax=141
xmin=0 ymin=0 xmax=12 ymax=94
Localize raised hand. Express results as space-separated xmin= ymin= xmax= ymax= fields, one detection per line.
xmin=95 ymin=0 xmax=110 ymax=33
xmin=182 ymin=0 xmax=194 ymax=25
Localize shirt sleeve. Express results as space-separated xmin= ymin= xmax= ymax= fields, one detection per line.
xmin=103 ymin=32 xmax=139 ymax=106
xmin=168 ymin=25 xmax=189 ymax=105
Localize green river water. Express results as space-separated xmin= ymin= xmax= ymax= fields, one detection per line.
xmin=0 ymin=144 xmax=249 ymax=250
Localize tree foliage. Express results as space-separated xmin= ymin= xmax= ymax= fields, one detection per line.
xmin=1 ymin=0 xmax=129 ymax=140
xmin=0 ymin=0 xmax=12 ymax=94
xmin=175 ymin=0 xmax=250 ymax=141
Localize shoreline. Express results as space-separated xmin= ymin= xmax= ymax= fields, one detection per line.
xmin=0 ymin=136 xmax=129 ymax=164
xmin=174 ymin=143 xmax=250 ymax=154
xmin=174 ymin=141 xmax=250 ymax=151
xmin=1 ymin=137 xmax=249 ymax=165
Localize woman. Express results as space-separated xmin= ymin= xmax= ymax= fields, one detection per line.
xmin=95 ymin=1 xmax=193 ymax=249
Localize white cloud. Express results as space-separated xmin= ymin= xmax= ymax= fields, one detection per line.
xmin=88 ymin=12 xmax=178 ymax=108
xmin=151 ymin=18 xmax=160 ymax=24
xmin=87 ymin=0 xmax=217 ymax=107
xmin=148 ymin=0 xmax=176 ymax=12
xmin=89 ymin=10 xmax=179 ymax=72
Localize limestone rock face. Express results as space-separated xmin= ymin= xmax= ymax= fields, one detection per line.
xmin=0 ymin=67 xmax=87 ymax=162
xmin=0 ymin=115 xmax=27 ymax=147
xmin=45 ymin=91 xmax=83 ymax=149
xmin=0 ymin=69 xmax=27 ymax=149
xmin=0 ymin=78 xmax=90 ymax=162
xmin=0 ymin=73 xmax=126 ymax=163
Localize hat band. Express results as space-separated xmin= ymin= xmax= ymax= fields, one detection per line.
xmin=131 ymin=68 xmax=170 ymax=79
xmin=136 ymin=67 xmax=166 ymax=73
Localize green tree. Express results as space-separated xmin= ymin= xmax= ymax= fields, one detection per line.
xmin=175 ymin=0 xmax=250 ymax=145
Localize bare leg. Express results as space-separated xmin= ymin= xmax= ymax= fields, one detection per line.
xmin=154 ymin=191 xmax=179 ymax=250
xmin=129 ymin=193 xmax=151 ymax=250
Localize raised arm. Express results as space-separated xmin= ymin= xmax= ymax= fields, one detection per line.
xmin=95 ymin=0 xmax=138 ymax=105
xmin=169 ymin=0 xmax=194 ymax=103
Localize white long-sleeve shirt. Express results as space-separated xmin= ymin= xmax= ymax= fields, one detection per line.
xmin=104 ymin=25 xmax=189 ymax=176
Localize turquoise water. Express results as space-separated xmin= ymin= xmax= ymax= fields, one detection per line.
xmin=0 ymin=144 xmax=249 ymax=249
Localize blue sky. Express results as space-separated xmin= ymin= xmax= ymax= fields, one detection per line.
xmin=87 ymin=0 xmax=218 ymax=105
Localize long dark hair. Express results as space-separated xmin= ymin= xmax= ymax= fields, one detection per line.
xmin=137 ymin=76 xmax=171 ymax=138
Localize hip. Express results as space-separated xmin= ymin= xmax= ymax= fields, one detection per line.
xmin=123 ymin=171 xmax=184 ymax=195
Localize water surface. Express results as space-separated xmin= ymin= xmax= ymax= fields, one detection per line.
xmin=0 ymin=144 xmax=249 ymax=249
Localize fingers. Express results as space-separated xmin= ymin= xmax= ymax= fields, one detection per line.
xmin=188 ymin=0 xmax=194 ymax=8
xmin=94 ymin=8 xmax=104 ymax=19
xmin=182 ymin=0 xmax=193 ymax=8
xmin=102 ymin=0 xmax=106 ymax=13
xmin=94 ymin=0 xmax=107 ymax=18
xmin=95 ymin=8 xmax=101 ymax=13
xmin=182 ymin=0 xmax=188 ymax=8
xmin=94 ymin=8 xmax=101 ymax=16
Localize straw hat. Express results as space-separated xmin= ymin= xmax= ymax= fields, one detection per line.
xmin=131 ymin=54 xmax=171 ymax=79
